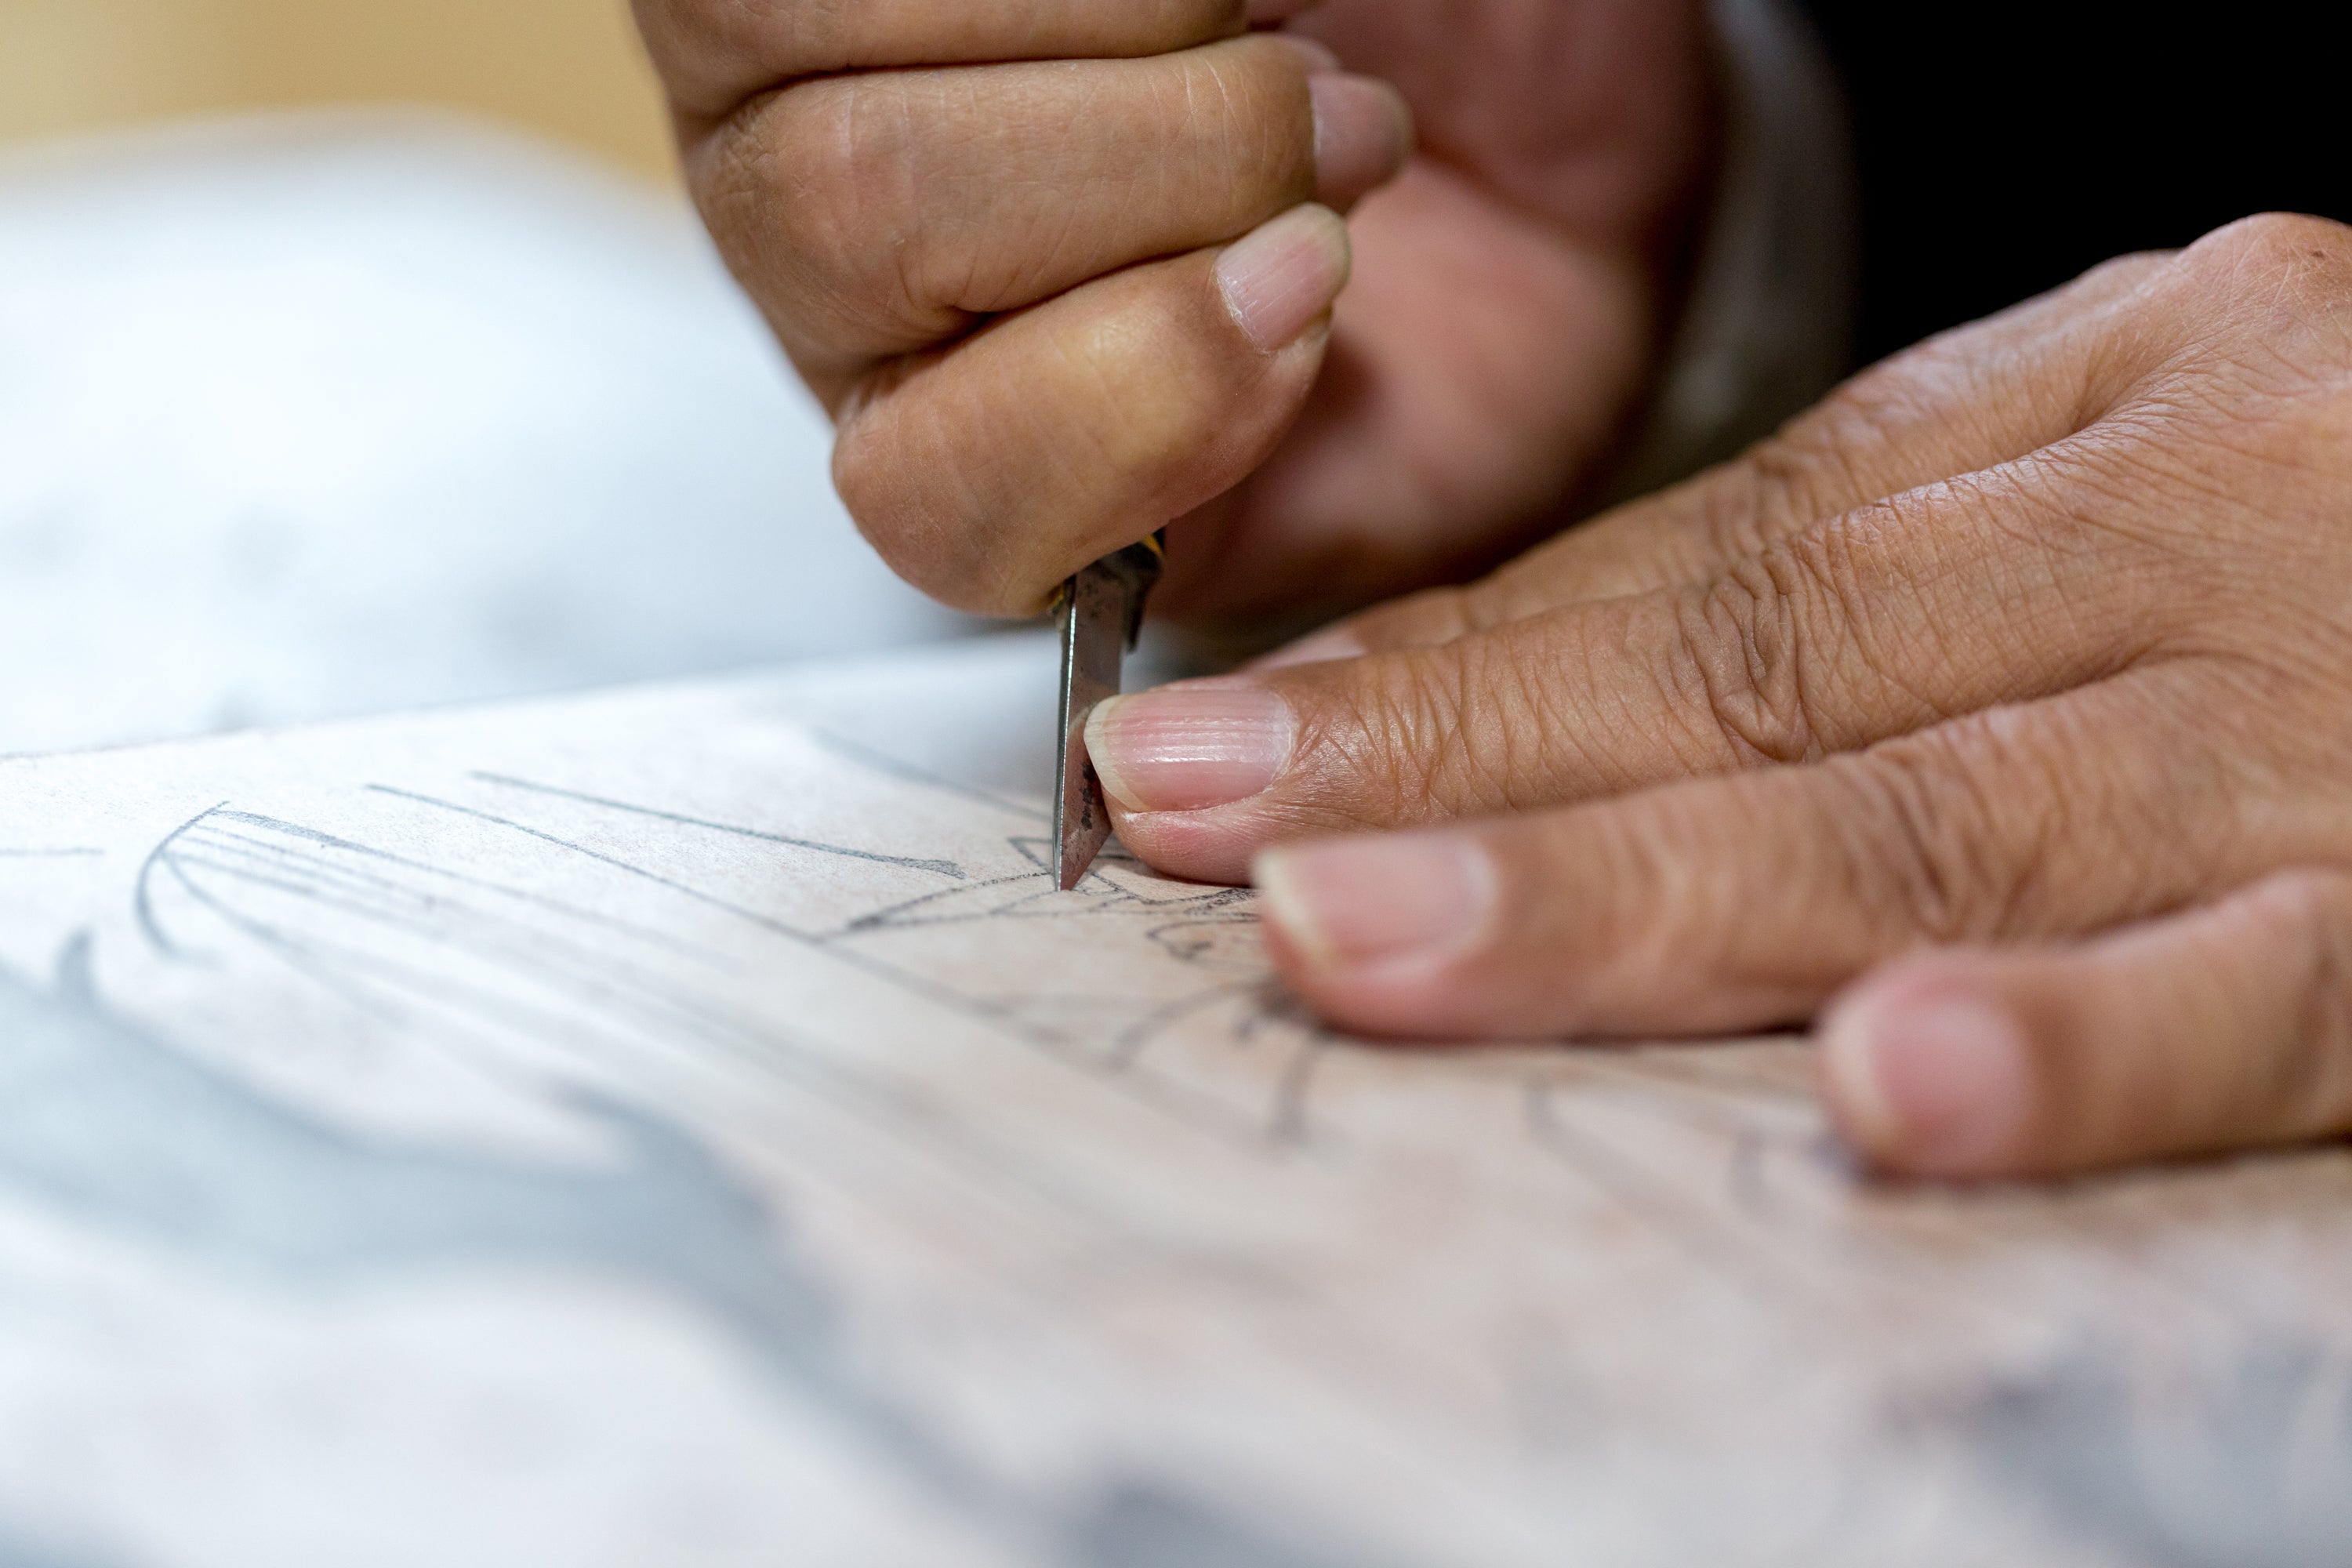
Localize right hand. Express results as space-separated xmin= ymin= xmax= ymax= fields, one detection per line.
xmin=633 ymin=0 xmax=1719 ymax=621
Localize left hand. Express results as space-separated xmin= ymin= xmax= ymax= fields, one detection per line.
xmin=1081 ymin=213 xmax=2352 ymax=1181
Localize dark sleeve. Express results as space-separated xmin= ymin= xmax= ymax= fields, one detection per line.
xmin=1795 ymin=2 xmax=2352 ymax=365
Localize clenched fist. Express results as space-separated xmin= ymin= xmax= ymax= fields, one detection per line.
xmin=633 ymin=0 xmax=1718 ymax=619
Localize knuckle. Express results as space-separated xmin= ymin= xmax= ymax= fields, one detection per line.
xmin=1820 ymin=739 xmax=2017 ymax=943
xmin=832 ymin=400 xmax=1018 ymax=615
xmin=1731 ymin=381 xmax=1921 ymax=540
xmin=1694 ymin=449 xmax=1805 ymax=560
xmin=1307 ymin=652 xmax=1466 ymax=826
xmin=1471 ymin=631 xmax=1588 ymax=808
xmin=1302 ymin=631 xmax=1559 ymax=823
xmin=1669 ymin=563 xmax=1798 ymax=763
xmin=1350 ymin=586 xmax=1477 ymax=648
xmin=2182 ymin=212 xmax=2352 ymax=350
xmin=698 ymin=82 xmax=945 ymax=354
xmin=1670 ymin=546 xmax=1843 ymax=767
xmin=2204 ymin=211 xmax=2352 ymax=274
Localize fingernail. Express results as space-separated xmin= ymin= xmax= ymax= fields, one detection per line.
xmin=1822 ymin=985 xmax=2034 ymax=1172
xmin=1252 ymin=623 xmax=1366 ymax=670
xmin=1255 ymin=835 xmax=1498 ymax=973
xmin=1309 ymin=75 xmax=1414 ymax=209
xmin=1269 ymin=34 xmax=1341 ymax=75
xmin=1216 ymin=205 xmax=1352 ymax=352
xmin=1086 ymin=683 xmax=1296 ymax=813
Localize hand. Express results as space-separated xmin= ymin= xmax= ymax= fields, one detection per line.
xmin=1080 ymin=215 xmax=2352 ymax=1181
xmin=632 ymin=0 xmax=1718 ymax=619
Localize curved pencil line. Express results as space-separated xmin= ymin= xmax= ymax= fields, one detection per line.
xmin=1105 ymin=982 xmax=1259 ymax=1073
xmin=364 ymin=786 xmax=808 ymax=938
xmin=837 ymin=871 xmax=1054 ymax=935
xmin=209 ymin=811 xmax=724 ymax=961
xmin=134 ymin=802 xmax=230 ymax=960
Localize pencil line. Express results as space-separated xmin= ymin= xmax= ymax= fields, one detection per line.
xmin=470 ymin=773 xmax=966 ymax=880
xmin=806 ymin=728 xmax=1048 ymax=824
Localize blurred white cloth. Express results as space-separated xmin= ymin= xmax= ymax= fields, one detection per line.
xmin=0 ymin=111 xmax=969 ymax=756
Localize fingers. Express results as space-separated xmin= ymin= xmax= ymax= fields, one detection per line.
xmin=1247 ymin=672 xmax=2247 ymax=1041
xmin=1258 ymin=248 xmax=2183 ymax=665
xmin=695 ymin=35 xmax=1408 ymax=392
xmin=840 ymin=206 xmax=1349 ymax=615
xmin=677 ymin=21 xmax=1413 ymax=618
xmin=1819 ymin=870 xmax=2352 ymax=1179
xmin=640 ymin=0 xmax=1323 ymax=127
xmin=1094 ymin=439 xmax=2188 ymax=884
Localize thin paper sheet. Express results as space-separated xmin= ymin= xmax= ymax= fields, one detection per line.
xmin=1 ymin=636 xmax=2347 ymax=1568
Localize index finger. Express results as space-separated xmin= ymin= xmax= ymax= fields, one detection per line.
xmin=1094 ymin=426 xmax=2184 ymax=884
xmin=639 ymin=0 xmax=1323 ymax=127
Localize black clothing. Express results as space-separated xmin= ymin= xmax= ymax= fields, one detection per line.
xmin=1795 ymin=4 xmax=2350 ymax=365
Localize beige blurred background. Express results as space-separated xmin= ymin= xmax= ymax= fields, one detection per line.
xmin=0 ymin=0 xmax=677 ymax=178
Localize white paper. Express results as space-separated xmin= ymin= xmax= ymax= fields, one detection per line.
xmin=1 ymin=635 xmax=2347 ymax=1568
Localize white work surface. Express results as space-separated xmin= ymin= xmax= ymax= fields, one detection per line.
xmin=0 ymin=636 xmax=2348 ymax=1568
xmin=0 ymin=112 xmax=964 ymax=757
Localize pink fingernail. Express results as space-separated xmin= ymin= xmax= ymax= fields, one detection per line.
xmin=1309 ymin=74 xmax=1414 ymax=209
xmin=1251 ymin=624 xmax=1367 ymax=670
xmin=1216 ymin=205 xmax=1351 ymax=352
xmin=1822 ymin=985 xmax=2034 ymax=1173
xmin=1255 ymin=835 xmax=1497 ymax=973
xmin=1269 ymin=34 xmax=1341 ymax=75
xmin=1086 ymin=684 xmax=1296 ymax=813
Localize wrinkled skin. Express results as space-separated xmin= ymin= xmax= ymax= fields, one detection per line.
xmin=634 ymin=2 xmax=2352 ymax=1184
xmin=632 ymin=0 xmax=1717 ymax=619
xmin=1087 ymin=216 xmax=2352 ymax=1181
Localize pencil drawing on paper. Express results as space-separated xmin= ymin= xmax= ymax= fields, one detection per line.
xmin=127 ymin=764 xmax=1322 ymax=1150
xmin=5 ymin=729 xmax=1411 ymax=1566
xmin=0 ymin=654 xmax=2348 ymax=1568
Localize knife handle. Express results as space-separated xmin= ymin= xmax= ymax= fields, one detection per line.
xmin=1097 ymin=528 xmax=1167 ymax=649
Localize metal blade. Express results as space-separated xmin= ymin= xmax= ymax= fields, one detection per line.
xmin=1053 ymin=560 xmax=1130 ymax=890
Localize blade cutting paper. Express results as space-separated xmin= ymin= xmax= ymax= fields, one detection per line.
xmin=1053 ymin=535 xmax=1165 ymax=890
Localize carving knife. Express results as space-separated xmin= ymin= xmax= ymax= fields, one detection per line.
xmin=1053 ymin=532 xmax=1167 ymax=890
